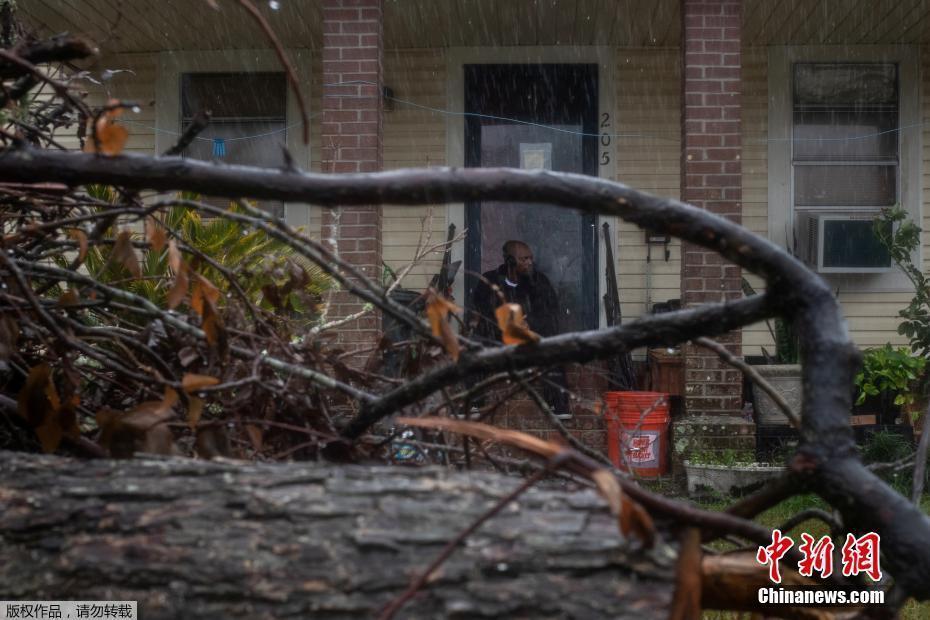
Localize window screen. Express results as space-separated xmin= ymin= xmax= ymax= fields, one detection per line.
xmin=792 ymin=63 xmax=898 ymax=209
xmin=181 ymin=72 xmax=287 ymax=216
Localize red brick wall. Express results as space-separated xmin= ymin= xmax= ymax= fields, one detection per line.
xmin=680 ymin=0 xmax=743 ymax=415
xmin=321 ymin=0 xmax=383 ymax=350
xmin=494 ymin=362 xmax=610 ymax=453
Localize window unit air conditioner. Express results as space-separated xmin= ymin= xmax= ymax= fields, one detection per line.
xmin=795 ymin=212 xmax=893 ymax=274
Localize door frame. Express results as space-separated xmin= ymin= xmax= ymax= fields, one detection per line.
xmin=463 ymin=63 xmax=599 ymax=331
xmin=445 ymin=46 xmax=617 ymax=329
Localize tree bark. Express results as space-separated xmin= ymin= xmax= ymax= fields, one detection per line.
xmin=0 ymin=451 xmax=674 ymax=619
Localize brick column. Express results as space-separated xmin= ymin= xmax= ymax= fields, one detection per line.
xmin=680 ymin=0 xmax=742 ymax=416
xmin=321 ymin=0 xmax=383 ymax=350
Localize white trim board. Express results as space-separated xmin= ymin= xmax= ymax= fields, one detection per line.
xmin=155 ymin=49 xmax=313 ymax=230
xmin=444 ymin=46 xmax=617 ymax=329
xmin=767 ymin=44 xmax=921 ymax=293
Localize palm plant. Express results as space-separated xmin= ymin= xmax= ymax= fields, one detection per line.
xmin=80 ymin=188 xmax=330 ymax=322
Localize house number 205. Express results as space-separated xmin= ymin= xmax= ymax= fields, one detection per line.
xmin=600 ymin=112 xmax=611 ymax=166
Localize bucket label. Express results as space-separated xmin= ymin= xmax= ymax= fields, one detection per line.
xmin=619 ymin=430 xmax=660 ymax=466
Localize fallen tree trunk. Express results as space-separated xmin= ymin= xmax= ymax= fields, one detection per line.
xmin=0 ymin=451 xmax=674 ymax=619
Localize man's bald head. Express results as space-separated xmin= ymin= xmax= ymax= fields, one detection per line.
xmin=503 ymin=240 xmax=534 ymax=276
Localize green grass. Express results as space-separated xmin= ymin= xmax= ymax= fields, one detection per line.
xmin=696 ymin=493 xmax=930 ymax=619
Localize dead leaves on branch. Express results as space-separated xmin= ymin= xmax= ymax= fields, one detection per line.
xmin=425 ymin=289 xmax=460 ymax=361
xmin=190 ymin=273 xmax=221 ymax=317
xmin=67 ymin=228 xmax=88 ymax=267
xmin=495 ymin=303 xmax=540 ymax=345
xmin=398 ymin=416 xmax=656 ymax=548
xmin=426 ymin=291 xmax=544 ymax=360
xmin=144 ymin=215 xmax=167 ymax=254
xmin=83 ymin=99 xmax=128 ymax=156
xmin=166 ymin=239 xmax=189 ymax=309
xmin=111 ymin=229 xmax=141 ymax=279
xmin=16 ymin=364 xmax=80 ymax=453
xmin=181 ymin=373 xmax=218 ymax=430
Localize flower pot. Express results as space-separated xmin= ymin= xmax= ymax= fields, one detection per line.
xmin=684 ymin=461 xmax=785 ymax=498
xmin=751 ymin=364 xmax=802 ymax=426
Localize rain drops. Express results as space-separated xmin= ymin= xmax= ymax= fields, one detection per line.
xmin=268 ymin=0 xmax=280 ymax=9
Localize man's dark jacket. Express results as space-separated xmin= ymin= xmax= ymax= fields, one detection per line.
xmin=471 ymin=264 xmax=561 ymax=341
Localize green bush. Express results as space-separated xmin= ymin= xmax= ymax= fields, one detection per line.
xmin=875 ymin=207 xmax=930 ymax=358
xmin=854 ymin=344 xmax=926 ymax=408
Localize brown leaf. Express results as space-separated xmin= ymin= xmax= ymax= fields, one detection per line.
xmin=112 ymin=230 xmax=141 ymax=279
xmin=591 ymin=468 xmax=623 ymax=517
xmin=122 ymin=387 xmax=178 ymax=430
xmin=166 ymin=240 xmax=189 ymax=309
xmin=187 ymin=396 xmax=204 ymax=429
xmin=167 ymin=266 xmax=189 ymax=309
xmin=182 ymin=373 xmax=220 ymax=393
xmin=17 ymin=365 xmax=76 ymax=453
xmin=17 ymin=364 xmax=53 ymax=427
xmin=201 ymin=296 xmax=227 ymax=354
xmin=58 ymin=289 xmax=80 ymax=307
xmin=589 ymin=468 xmax=655 ymax=547
xmin=145 ymin=216 xmax=167 ymax=253
xmin=67 ymin=228 xmax=88 ymax=266
xmin=191 ymin=274 xmax=220 ymax=317
xmin=425 ymin=289 xmax=461 ymax=361
xmin=245 ymin=424 xmax=263 ymax=452
xmin=167 ymin=238 xmax=184 ymax=273
xmin=494 ymin=303 xmax=540 ymax=345
xmin=670 ymin=528 xmax=702 ymax=620
xmin=84 ymin=101 xmax=128 ymax=156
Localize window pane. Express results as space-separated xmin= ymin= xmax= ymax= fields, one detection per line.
xmin=793 ymin=109 xmax=897 ymax=161
xmin=182 ymin=120 xmax=286 ymax=216
xmin=181 ymin=73 xmax=286 ymax=120
xmin=794 ymin=63 xmax=897 ymax=106
xmin=794 ymin=165 xmax=896 ymax=207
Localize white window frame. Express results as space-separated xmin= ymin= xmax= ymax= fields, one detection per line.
xmin=768 ymin=45 xmax=921 ymax=292
xmin=445 ymin=46 xmax=616 ymax=328
xmin=155 ymin=49 xmax=312 ymax=229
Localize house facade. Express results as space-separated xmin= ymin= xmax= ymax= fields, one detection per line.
xmin=22 ymin=0 xmax=930 ymax=449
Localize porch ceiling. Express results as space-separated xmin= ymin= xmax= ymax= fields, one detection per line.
xmin=18 ymin=0 xmax=930 ymax=55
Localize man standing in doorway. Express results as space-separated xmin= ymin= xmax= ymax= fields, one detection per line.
xmin=471 ymin=240 xmax=570 ymax=416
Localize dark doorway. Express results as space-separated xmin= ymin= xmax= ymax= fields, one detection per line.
xmin=464 ymin=63 xmax=598 ymax=333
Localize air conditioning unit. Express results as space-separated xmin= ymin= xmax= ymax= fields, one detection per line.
xmin=795 ymin=212 xmax=892 ymax=274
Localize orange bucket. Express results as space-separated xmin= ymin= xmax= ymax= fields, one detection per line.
xmin=603 ymin=391 xmax=671 ymax=476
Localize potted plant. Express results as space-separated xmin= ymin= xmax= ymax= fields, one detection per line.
xmin=683 ymin=449 xmax=785 ymax=498
xmin=854 ymin=344 xmax=926 ymax=426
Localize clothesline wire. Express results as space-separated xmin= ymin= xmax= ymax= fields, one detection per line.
xmin=116 ymin=79 xmax=924 ymax=146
